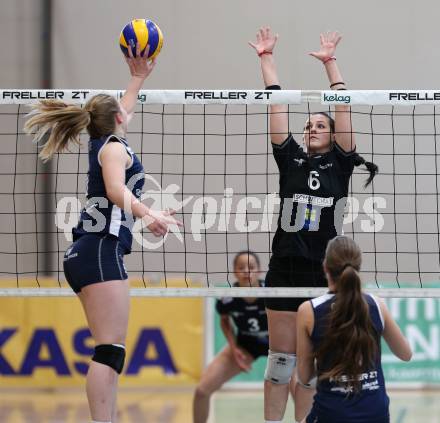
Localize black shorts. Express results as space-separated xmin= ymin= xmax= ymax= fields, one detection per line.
xmin=264 ymin=255 xmax=326 ymax=312
xmin=63 ymin=234 xmax=128 ymax=293
xmin=236 ymin=334 xmax=268 ymax=360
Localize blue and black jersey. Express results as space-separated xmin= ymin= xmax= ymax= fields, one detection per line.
xmin=307 ymin=293 xmax=389 ymax=423
xmin=72 ymin=135 xmax=144 ymax=253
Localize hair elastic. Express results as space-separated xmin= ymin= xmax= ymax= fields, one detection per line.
xmin=341 ymin=263 xmax=353 ymax=271
xmin=265 ymin=85 xmax=281 ymax=90
xmin=330 ymin=81 xmax=345 ymax=88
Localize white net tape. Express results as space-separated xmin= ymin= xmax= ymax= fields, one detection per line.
xmin=0 ymin=90 xmax=439 ymax=297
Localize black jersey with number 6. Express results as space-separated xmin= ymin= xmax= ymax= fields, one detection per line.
xmin=272 ymin=134 xmax=356 ymax=261
xmin=215 ymin=282 xmax=268 ymax=339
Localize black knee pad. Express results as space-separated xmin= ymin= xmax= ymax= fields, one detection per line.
xmin=92 ymin=344 xmax=126 ymax=374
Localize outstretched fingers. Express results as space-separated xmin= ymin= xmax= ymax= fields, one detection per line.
xmin=248 ymin=40 xmax=258 ymax=51
xmin=142 ymin=44 xmax=150 ymax=58
xmin=264 ymin=26 xmax=270 ymax=39
xmin=333 ymin=32 xmax=342 ymax=46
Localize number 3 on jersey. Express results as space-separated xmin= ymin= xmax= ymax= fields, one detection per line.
xmin=308 ymin=170 xmax=320 ymax=190
xmin=247 ymin=318 xmax=260 ymax=332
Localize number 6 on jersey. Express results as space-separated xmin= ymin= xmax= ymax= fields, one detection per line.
xmin=308 ymin=170 xmax=320 ymax=190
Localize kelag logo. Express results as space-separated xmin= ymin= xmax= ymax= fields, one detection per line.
xmin=0 ymin=327 xmax=177 ymax=376
xmin=322 ymin=92 xmax=351 ymax=104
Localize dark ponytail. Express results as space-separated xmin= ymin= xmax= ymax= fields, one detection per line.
xmin=316 ymin=236 xmax=379 ymax=392
xmin=353 ymin=154 xmax=378 ymax=188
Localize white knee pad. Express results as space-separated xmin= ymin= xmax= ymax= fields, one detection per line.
xmin=296 ymin=374 xmax=317 ymax=390
xmin=264 ymin=350 xmax=296 ymax=384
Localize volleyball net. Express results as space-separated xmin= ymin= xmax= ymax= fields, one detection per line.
xmin=0 ymin=89 xmax=439 ymax=297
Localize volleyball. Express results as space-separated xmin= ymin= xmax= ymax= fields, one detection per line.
xmin=119 ymin=19 xmax=163 ymax=59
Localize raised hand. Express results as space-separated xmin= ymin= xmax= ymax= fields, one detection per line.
xmin=125 ymin=42 xmax=156 ymax=79
xmin=249 ymin=26 xmax=279 ymax=56
xmin=143 ymin=209 xmax=183 ymax=237
xmin=309 ymin=31 xmax=342 ymax=63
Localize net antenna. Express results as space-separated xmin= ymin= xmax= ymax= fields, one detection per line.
xmin=0 ymin=89 xmax=439 ymax=298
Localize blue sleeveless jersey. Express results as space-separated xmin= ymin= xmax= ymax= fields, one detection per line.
xmin=309 ymin=293 xmax=389 ymax=423
xmin=72 ymin=135 xmax=144 ymax=253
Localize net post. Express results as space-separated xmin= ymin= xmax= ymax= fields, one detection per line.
xmin=41 ymin=0 xmax=54 ymax=279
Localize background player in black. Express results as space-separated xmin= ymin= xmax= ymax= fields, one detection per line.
xmin=25 ymin=44 xmax=181 ymax=423
xmin=249 ymin=29 xmax=377 ymax=423
xmin=193 ymin=252 xmax=294 ymax=423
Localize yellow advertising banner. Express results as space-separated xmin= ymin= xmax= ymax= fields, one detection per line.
xmin=0 ymin=296 xmax=203 ymax=387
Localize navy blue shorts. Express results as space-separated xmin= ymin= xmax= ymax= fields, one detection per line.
xmin=63 ymin=234 xmax=128 ymax=293
xmin=306 ymin=410 xmax=390 ymax=423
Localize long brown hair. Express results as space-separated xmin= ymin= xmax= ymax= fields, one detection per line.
xmin=24 ymin=94 xmax=120 ymax=161
xmin=316 ymin=236 xmax=379 ymax=391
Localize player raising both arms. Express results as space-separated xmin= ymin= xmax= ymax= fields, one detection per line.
xmin=249 ymin=28 xmax=378 ymax=423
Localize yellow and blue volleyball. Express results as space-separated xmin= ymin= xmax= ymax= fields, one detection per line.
xmin=119 ymin=19 xmax=163 ymax=59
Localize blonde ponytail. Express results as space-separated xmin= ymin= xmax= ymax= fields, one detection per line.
xmin=25 ymin=94 xmax=121 ymax=161
xmin=24 ymin=100 xmax=90 ymax=161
